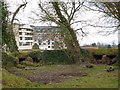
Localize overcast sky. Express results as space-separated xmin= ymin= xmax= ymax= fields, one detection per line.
xmin=6 ymin=0 xmax=118 ymax=46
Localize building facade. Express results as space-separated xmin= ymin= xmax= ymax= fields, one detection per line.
xmin=13 ymin=24 xmax=66 ymax=50
xmin=33 ymin=26 xmax=66 ymax=50
xmin=13 ymin=23 xmax=34 ymax=50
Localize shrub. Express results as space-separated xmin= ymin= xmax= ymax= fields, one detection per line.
xmin=10 ymin=51 xmax=20 ymax=57
xmin=92 ymin=48 xmax=118 ymax=55
xmin=25 ymin=57 xmax=33 ymax=62
xmin=15 ymin=52 xmax=28 ymax=62
xmin=27 ymin=50 xmax=91 ymax=65
xmin=32 ymin=43 xmax=39 ymax=49
xmin=28 ymin=51 xmax=43 ymax=62
xmin=80 ymin=49 xmax=91 ymax=58
xmin=16 ymin=64 xmax=25 ymax=69
xmin=20 ymin=61 xmax=39 ymax=67
xmin=2 ymin=52 xmax=18 ymax=69
xmin=80 ymin=49 xmax=92 ymax=62
xmin=42 ymin=50 xmax=73 ymax=64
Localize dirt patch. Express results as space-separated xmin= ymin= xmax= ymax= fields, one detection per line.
xmin=59 ymin=71 xmax=87 ymax=77
xmin=25 ymin=71 xmax=87 ymax=84
xmin=9 ymin=65 xmax=87 ymax=84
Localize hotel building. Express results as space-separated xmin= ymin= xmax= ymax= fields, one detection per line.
xmin=13 ymin=24 xmax=66 ymax=50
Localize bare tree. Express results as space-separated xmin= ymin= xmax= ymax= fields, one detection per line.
xmin=35 ymin=1 xmax=85 ymax=63
xmin=82 ymin=2 xmax=120 ymax=34
xmin=3 ymin=0 xmax=27 ymax=52
xmin=103 ymin=2 xmax=120 ymax=29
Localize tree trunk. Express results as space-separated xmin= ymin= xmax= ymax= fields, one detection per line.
xmin=61 ymin=27 xmax=81 ymax=63
xmin=7 ymin=26 xmax=18 ymax=52
xmin=52 ymin=2 xmax=81 ymax=63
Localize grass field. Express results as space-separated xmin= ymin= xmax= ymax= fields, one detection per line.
xmin=2 ymin=64 xmax=118 ymax=88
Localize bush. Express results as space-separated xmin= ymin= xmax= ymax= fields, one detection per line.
xmin=92 ymin=48 xmax=118 ymax=55
xmin=20 ymin=61 xmax=39 ymax=67
xmin=80 ymin=49 xmax=91 ymax=58
xmin=16 ymin=64 xmax=25 ymax=69
xmin=23 ymin=49 xmax=91 ymax=65
xmin=10 ymin=51 xmax=20 ymax=57
xmin=80 ymin=49 xmax=92 ymax=62
xmin=2 ymin=52 xmax=18 ymax=69
xmin=14 ymin=52 xmax=28 ymax=62
xmin=25 ymin=57 xmax=33 ymax=62
xmin=32 ymin=43 xmax=39 ymax=49
xmin=28 ymin=51 xmax=43 ymax=62
xmin=42 ymin=50 xmax=73 ymax=64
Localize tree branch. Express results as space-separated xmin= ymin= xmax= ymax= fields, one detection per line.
xmin=38 ymin=3 xmax=60 ymax=25
xmin=11 ymin=2 xmax=27 ymax=25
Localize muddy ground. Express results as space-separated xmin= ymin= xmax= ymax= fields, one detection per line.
xmin=9 ymin=65 xmax=87 ymax=84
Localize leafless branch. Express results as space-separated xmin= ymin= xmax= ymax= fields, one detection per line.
xmin=69 ymin=2 xmax=83 ymax=23
xmin=75 ymin=28 xmax=87 ymax=36
xmin=38 ymin=3 xmax=60 ymax=25
xmin=11 ymin=2 xmax=27 ymax=25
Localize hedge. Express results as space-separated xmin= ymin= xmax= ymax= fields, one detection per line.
xmin=91 ymin=48 xmax=118 ymax=55
xmin=2 ymin=52 xmax=18 ymax=68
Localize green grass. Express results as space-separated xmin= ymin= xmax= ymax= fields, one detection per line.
xmin=2 ymin=64 xmax=118 ymax=88
xmin=2 ymin=69 xmax=44 ymax=88
xmin=91 ymin=48 xmax=118 ymax=55
xmin=41 ymin=65 xmax=118 ymax=88
xmin=2 ymin=69 xmax=31 ymax=88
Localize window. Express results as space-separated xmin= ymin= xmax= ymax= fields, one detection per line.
xmin=19 ymin=42 xmax=22 ymax=46
xmin=48 ymin=42 xmax=50 ymax=45
xmin=23 ymin=42 xmax=31 ymax=46
xmin=26 ymin=29 xmax=33 ymax=31
xmin=39 ymin=43 xmax=41 ymax=45
xmin=48 ymin=46 xmax=50 ymax=48
xmin=19 ymin=28 xmax=21 ymax=30
xmin=25 ymin=32 xmax=27 ymax=35
xmin=52 ymin=46 xmax=54 ymax=48
xmin=48 ymin=40 xmax=50 ymax=42
xmin=38 ymin=40 xmax=42 ymax=43
xmin=25 ymin=33 xmax=33 ymax=35
xmin=25 ymin=37 xmax=32 ymax=40
xmin=20 ymin=37 xmax=22 ymax=40
xmin=43 ymin=43 xmax=46 ymax=45
xmin=52 ymin=42 xmax=54 ymax=45
xmin=19 ymin=32 xmax=22 ymax=35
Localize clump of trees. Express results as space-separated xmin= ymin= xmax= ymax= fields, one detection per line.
xmin=1 ymin=0 xmax=27 ymax=52
xmin=2 ymin=1 xmax=18 ymax=52
xmin=83 ymin=42 xmax=118 ymax=48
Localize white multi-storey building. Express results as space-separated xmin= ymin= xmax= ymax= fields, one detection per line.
xmin=13 ymin=23 xmax=34 ymax=50
xmin=34 ymin=26 xmax=66 ymax=50
xmin=13 ymin=24 xmax=66 ymax=50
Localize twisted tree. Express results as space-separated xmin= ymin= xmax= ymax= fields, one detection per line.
xmin=37 ymin=2 xmax=85 ymax=63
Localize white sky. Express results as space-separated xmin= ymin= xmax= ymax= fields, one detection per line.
xmin=6 ymin=0 xmax=118 ymax=46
